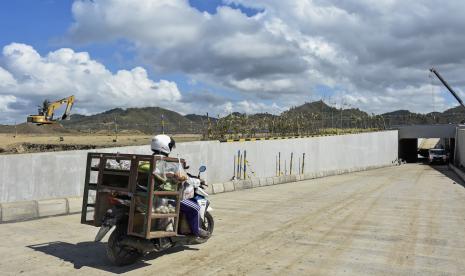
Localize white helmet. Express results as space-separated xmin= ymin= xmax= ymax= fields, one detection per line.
xmin=151 ymin=134 xmax=176 ymax=156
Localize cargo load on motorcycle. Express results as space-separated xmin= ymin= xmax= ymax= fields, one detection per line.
xmin=80 ymin=152 xmax=213 ymax=266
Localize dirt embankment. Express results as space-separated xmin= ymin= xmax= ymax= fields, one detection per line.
xmin=0 ymin=143 xmax=99 ymax=154
xmin=0 ymin=123 xmax=76 ymax=135
xmin=0 ymin=133 xmax=201 ymax=154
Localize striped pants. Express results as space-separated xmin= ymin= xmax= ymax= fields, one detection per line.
xmin=180 ymin=199 xmax=201 ymax=236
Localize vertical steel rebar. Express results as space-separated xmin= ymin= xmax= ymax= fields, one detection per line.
xmin=302 ymin=153 xmax=305 ymax=174
xmin=238 ymin=152 xmax=242 ymax=179
xmin=243 ymin=150 xmax=247 ymax=180
xmin=233 ymin=154 xmax=236 ymax=179
xmin=276 ymin=155 xmax=278 ymax=176
xmin=236 ymin=150 xmax=240 ymax=178
xmin=290 ymin=152 xmax=293 ymax=175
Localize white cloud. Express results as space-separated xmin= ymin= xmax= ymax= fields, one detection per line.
xmin=212 ymin=100 xmax=283 ymax=116
xmin=0 ymin=43 xmax=182 ymax=123
xmin=69 ymin=0 xmax=312 ymax=97
xmin=70 ymin=0 xmax=205 ymax=48
xmin=229 ymin=78 xmax=294 ymax=92
xmin=0 ymin=95 xmax=16 ymax=112
xmin=69 ymin=0 xmax=465 ymax=115
xmin=0 ymin=67 xmax=17 ymax=87
xmin=330 ymin=84 xmax=452 ymax=114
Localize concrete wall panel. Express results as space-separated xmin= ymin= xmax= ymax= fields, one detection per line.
xmin=397 ymin=124 xmax=457 ymax=139
xmin=0 ymin=131 xmax=398 ymax=203
xmin=455 ymin=128 xmax=465 ymax=167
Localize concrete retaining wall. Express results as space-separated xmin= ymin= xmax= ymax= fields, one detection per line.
xmin=0 ymin=145 xmax=150 ymax=203
xmin=1 ymin=130 xmax=398 ymax=204
xmin=455 ymin=128 xmax=465 ymax=167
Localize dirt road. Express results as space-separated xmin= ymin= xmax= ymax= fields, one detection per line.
xmin=1 ymin=164 xmax=464 ymax=275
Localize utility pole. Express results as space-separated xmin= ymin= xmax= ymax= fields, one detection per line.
xmin=347 ymin=104 xmax=352 ymax=129
xmin=114 ymin=115 xmax=118 ymax=142
xmin=321 ymin=99 xmax=324 ymax=130
xmin=340 ymin=103 xmax=343 ymax=131
xmin=331 ymin=107 xmax=334 ymax=129
xmin=207 ymin=112 xmax=210 ymax=139
xmin=161 ymin=114 xmax=165 ymax=134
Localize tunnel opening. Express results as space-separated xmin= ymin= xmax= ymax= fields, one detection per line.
xmin=398 ymin=137 xmax=455 ymax=163
xmin=399 ymin=138 xmax=418 ymax=163
xmin=396 ymin=124 xmax=458 ymax=164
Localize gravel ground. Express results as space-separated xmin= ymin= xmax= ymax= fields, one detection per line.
xmin=0 ymin=164 xmax=464 ymax=275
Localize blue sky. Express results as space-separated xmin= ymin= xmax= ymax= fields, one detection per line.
xmin=0 ymin=0 xmax=464 ymax=123
xmin=0 ymin=0 xmax=259 ymax=74
xmin=0 ymin=0 xmax=269 ymax=123
xmin=0 ymin=0 xmax=258 ymax=67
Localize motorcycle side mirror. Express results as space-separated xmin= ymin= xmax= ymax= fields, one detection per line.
xmin=199 ymin=166 xmax=206 ymax=173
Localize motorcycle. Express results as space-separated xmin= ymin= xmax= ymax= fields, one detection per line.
xmin=94 ymin=165 xmax=214 ymax=266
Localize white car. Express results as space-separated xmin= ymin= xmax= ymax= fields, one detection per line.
xmin=428 ymin=149 xmax=448 ymax=164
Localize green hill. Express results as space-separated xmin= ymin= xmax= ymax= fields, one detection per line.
xmin=5 ymin=100 xmax=465 ymax=136
xmin=62 ymin=107 xmax=199 ymax=134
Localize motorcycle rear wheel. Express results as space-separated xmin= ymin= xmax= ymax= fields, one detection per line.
xmin=106 ymin=225 xmax=142 ymax=266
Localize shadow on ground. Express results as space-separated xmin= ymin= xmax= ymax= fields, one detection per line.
xmin=27 ymin=241 xmax=197 ymax=273
xmin=415 ymin=160 xmax=465 ymax=188
xmin=432 ymin=165 xmax=465 ymax=188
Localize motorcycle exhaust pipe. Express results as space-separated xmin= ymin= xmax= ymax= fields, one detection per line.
xmin=119 ymin=236 xmax=159 ymax=253
xmin=95 ymin=225 xmax=112 ymax=242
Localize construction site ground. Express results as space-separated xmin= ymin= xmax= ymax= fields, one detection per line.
xmin=0 ymin=133 xmax=201 ymax=154
xmin=0 ymin=164 xmax=464 ymax=275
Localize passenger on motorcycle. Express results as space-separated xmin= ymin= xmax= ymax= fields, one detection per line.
xmin=150 ymin=134 xmax=210 ymax=238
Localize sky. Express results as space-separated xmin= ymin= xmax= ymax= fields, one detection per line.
xmin=1 ymin=0 xmax=465 ymax=124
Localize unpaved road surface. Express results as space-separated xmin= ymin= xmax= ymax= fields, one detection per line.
xmin=1 ymin=164 xmax=465 ymax=275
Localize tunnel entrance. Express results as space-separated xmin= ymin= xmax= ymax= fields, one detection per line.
xmin=396 ymin=125 xmax=458 ymax=164
xmin=399 ymin=139 xmax=418 ymax=163
xmin=398 ymin=137 xmax=455 ymax=163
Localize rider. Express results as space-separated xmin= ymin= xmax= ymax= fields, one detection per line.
xmin=150 ymin=134 xmax=210 ymax=238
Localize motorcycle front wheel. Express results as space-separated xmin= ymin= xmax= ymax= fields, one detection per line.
xmin=202 ymin=211 xmax=215 ymax=234
xmin=193 ymin=211 xmax=214 ymax=244
xmin=106 ymin=225 xmax=142 ymax=266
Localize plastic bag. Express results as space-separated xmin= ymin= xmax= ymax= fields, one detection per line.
xmin=152 ymin=157 xmax=188 ymax=191
xmin=105 ymin=159 xmax=131 ymax=170
xmin=182 ymin=183 xmax=194 ymax=200
xmin=175 ymin=157 xmax=188 ymax=182
xmin=158 ymin=158 xmax=188 ymax=182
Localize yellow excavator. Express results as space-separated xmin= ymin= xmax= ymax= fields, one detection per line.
xmin=27 ymin=95 xmax=75 ymax=125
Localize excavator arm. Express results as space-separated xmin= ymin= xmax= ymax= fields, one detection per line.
xmin=27 ymin=95 xmax=75 ymax=124
xmin=45 ymin=95 xmax=75 ymax=120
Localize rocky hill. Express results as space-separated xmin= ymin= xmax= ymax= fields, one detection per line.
xmin=184 ymin=114 xmax=218 ymax=124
